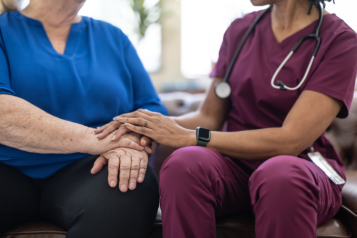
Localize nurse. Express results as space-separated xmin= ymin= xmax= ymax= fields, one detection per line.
xmin=100 ymin=0 xmax=357 ymax=237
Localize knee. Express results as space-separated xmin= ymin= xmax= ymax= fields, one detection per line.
xmin=249 ymin=156 xmax=315 ymax=195
xmin=159 ymin=146 xmax=218 ymax=190
xmin=160 ymin=146 xmax=215 ymax=176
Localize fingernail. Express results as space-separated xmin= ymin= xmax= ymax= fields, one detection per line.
xmin=110 ymin=180 xmax=116 ymax=187
xmin=121 ymin=185 xmax=127 ymax=191
xmin=125 ymin=123 xmax=131 ymax=127
xmin=130 ymin=182 xmax=135 ymax=189
xmin=143 ymin=141 xmax=147 ymax=146
xmin=112 ymin=135 xmax=116 ymax=140
xmin=115 ymin=117 xmax=123 ymax=121
xmin=138 ymin=177 xmax=143 ymax=182
xmin=97 ymin=133 xmax=102 ymax=138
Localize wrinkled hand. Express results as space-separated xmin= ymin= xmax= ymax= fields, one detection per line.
xmin=113 ymin=109 xmax=195 ymax=149
xmin=91 ymin=148 xmax=148 ymax=193
xmin=94 ymin=121 xmax=155 ymax=154
xmin=87 ymin=129 xmax=145 ymax=155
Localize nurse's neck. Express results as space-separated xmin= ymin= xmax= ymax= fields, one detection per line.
xmin=21 ymin=0 xmax=84 ymax=29
xmin=271 ymin=0 xmax=329 ymax=43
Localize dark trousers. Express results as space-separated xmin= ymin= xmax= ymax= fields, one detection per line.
xmin=0 ymin=155 xmax=159 ymax=238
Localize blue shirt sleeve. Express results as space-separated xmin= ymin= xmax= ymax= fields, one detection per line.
xmin=123 ymin=37 xmax=168 ymax=116
xmin=0 ymin=30 xmax=15 ymax=96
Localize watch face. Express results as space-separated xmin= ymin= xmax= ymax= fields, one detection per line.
xmin=197 ymin=127 xmax=211 ymax=142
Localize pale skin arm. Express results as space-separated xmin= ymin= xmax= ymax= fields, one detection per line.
xmin=115 ymin=77 xmax=342 ymax=160
xmin=0 ymin=94 xmax=145 ymax=155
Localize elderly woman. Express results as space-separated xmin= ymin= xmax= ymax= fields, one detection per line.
xmin=0 ymin=0 xmax=167 ymax=237
xmin=101 ymin=0 xmax=357 ymax=237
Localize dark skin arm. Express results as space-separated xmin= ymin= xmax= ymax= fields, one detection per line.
xmin=114 ymin=77 xmax=342 ymax=160
xmin=172 ymin=78 xmax=231 ymax=131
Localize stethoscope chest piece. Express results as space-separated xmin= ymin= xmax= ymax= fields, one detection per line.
xmin=215 ymin=81 xmax=231 ymax=99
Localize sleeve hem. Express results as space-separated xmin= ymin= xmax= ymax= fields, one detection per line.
xmin=0 ymin=87 xmax=15 ymax=96
xmin=209 ymin=72 xmax=225 ymax=78
xmin=303 ymin=84 xmax=349 ymax=118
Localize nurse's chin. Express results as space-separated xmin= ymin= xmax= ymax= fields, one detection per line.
xmin=250 ymin=0 xmax=272 ymax=7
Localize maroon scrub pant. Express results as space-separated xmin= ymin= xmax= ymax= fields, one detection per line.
xmin=159 ymin=147 xmax=342 ymax=238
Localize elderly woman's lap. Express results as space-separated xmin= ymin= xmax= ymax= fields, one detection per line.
xmin=0 ymin=156 xmax=159 ymax=238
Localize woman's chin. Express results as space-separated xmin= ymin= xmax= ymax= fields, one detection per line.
xmin=250 ymin=0 xmax=272 ymax=7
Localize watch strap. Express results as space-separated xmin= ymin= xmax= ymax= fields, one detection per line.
xmin=196 ymin=140 xmax=208 ymax=147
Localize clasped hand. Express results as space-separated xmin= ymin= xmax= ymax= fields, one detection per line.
xmin=90 ymin=122 xmax=156 ymax=193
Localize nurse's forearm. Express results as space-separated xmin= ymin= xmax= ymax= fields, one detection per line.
xmin=174 ymin=111 xmax=222 ymax=131
xmin=205 ymin=128 xmax=302 ymax=160
xmin=205 ymin=91 xmax=342 ymax=160
xmin=0 ymin=95 xmax=107 ymax=154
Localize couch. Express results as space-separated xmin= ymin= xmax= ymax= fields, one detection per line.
xmin=2 ymin=93 xmax=357 ymax=238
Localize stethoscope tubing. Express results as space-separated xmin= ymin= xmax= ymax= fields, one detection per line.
xmin=222 ymin=7 xmax=272 ymax=84
xmin=216 ymin=3 xmax=324 ymax=98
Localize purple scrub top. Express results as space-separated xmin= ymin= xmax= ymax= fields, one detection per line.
xmin=211 ymin=9 xmax=357 ymax=185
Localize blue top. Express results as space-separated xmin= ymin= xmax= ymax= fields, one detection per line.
xmin=0 ymin=11 xmax=167 ymax=179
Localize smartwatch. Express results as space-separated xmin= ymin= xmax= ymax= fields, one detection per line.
xmin=196 ymin=127 xmax=211 ymax=147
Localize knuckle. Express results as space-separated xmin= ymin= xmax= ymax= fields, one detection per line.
xmin=128 ymin=141 xmax=135 ymax=148
xmin=108 ymin=164 xmax=118 ymax=170
xmin=120 ymin=165 xmax=131 ymax=171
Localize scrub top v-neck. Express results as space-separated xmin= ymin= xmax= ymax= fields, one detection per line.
xmin=211 ymin=9 xmax=357 ymax=185
xmin=0 ymin=11 xmax=167 ymax=179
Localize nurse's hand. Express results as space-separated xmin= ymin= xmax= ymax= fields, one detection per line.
xmin=91 ymin=148 xmax=148 ymax=193
xmin=113 ymin=109 xmax=196 ymax=149
xmin=94 ymin=121 xmax=154 ymax=154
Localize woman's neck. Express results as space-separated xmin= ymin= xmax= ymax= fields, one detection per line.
xmin=271 ymin=0 xmax=327 ymax=43
xmin=21 ymin=0 xmax=84 ymax=29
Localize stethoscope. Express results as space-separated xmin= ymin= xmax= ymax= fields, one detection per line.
xmin=215 ymin=3 xmax=323 ymax=99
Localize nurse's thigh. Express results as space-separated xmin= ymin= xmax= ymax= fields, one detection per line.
xmin=249 ymin=156 xmax=342 ymax=238
xmin=159 ymin=146 xmax=252 ymax=238
xmin=40 ymin=155 xmax=159 ymax=238
xmin=0 ymin=162 xmax=40 ymax=233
